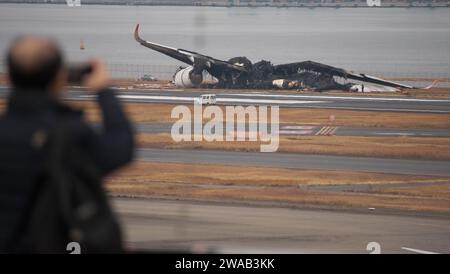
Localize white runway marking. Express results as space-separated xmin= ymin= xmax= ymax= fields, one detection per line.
xmin=281 ymin=125 xmax=317 ymax=130
xmin=80 ymin=95 xmax=327 ymax=105
xmin=375 ymin=133 xmax=416 ymax=136
xmin=315 ymin=126 xmax=338 ymax=136
xmin=401 ymin=247 xmax=439 ymax=254
xmin=227 ymin=93 xmax=450 ymax=103
xmin=118 ymin=95 xmax=195 ymax=101
xmin=217 ymin=97 xmax=326 ymax=105
xmin=81 ymin=94 xmax=195 ymax=101
xmin=76 ymin=93 xmax=450 ymax=112
xmin=278 ymin=130 xmax=314 ymax=135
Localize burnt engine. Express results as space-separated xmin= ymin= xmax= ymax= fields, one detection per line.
xmin=173 ymin=66 xmax=203 ymax=88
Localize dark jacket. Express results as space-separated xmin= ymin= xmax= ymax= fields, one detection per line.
xmin=0 ymin=89 xmax=134 ymax=251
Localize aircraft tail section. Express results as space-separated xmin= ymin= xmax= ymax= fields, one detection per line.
xmin=423 ymin=80 xmax=439 ymax=90
xmin=134 ymin=24 xmax=194 ymax=65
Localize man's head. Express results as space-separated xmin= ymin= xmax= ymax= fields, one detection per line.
xmin=6 ymin=37 xmax=66 ymax=95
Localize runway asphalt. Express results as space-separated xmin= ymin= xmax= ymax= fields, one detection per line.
xmin=114 ymin=197 xmax=450 ymax=254
xmin=94 ymin=89 xmax=450 ymax=113
xmin=130 ymin=122 xmax=450 ymax=137
xmin=137 ymin=148 xmax=450 ymax=177
xmin=2 ymin=86 xmax=450 ymax=113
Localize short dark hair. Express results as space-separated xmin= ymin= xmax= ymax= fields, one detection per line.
xmin=6 ymin=37 xmax=63 ymax=91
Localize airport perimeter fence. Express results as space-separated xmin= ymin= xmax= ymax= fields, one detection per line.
xmin=0 ymin=61 xmax=448 ymax=83
xmin=0 ymin=62 xmax=217 ymax=81
xmin=107 ymin=63 xmax=220 ymax=81
xmin=105 ymin=63 xmax=450 ymax=82
xmin=106 ymin=63 xmax=178 ymax=80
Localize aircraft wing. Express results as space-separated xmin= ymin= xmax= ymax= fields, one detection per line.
xmin=274 ymin=61 xmax=414 ymax=89
xmin=134 ymin=24 xmax=248 ymax=73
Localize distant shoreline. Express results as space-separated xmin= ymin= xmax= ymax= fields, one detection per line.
xmin=0 ymin=1 xmax=449 ymax=9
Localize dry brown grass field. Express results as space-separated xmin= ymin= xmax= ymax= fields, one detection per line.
xmin=107 ymin=161 xmax=450 ymax=213
xmin=136 ymin=133 xmax=450 ymax=161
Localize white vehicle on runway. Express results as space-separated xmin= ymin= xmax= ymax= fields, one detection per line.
xmin=195 ymin=94 xmax=217 ymax=105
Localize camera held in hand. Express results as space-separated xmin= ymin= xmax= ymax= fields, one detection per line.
xmin=67 ymin=63 xmax=93 ymax=84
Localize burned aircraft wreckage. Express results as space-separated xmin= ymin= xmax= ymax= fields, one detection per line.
xmin=135 ymin=24 xmax=413 ymax=91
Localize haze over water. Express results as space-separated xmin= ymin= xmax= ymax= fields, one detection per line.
xmin=1 ymin=4 xmax=449 ymax=78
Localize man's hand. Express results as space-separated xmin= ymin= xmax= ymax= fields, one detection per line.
xmin=82 ymin=59 xmax=109 ymax=92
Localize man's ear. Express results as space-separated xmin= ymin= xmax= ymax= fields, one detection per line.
xmin=49 ymin=68 xmax=67 ymax=97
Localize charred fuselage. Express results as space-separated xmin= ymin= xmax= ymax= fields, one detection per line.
xmin=135 ymin=24 xmax=413 ymax=91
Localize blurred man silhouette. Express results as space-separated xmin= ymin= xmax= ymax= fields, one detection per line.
xmin=0 ymin=37 xmax=134 ymax=253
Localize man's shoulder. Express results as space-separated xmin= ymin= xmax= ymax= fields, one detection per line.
xmin=0 ymin=107 xmax=92 ymax=142
xmin=57 ymin=112 xmax=94 ymax=137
